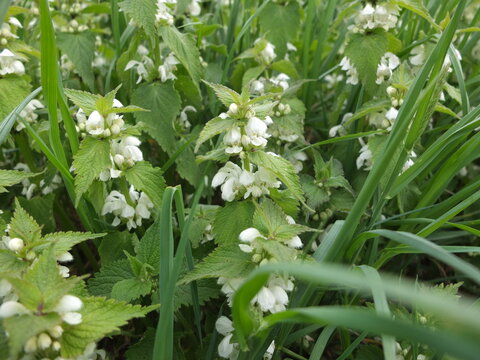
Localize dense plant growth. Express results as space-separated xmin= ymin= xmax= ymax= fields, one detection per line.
xmin=1 ymin=0 xmax=480 ymax=359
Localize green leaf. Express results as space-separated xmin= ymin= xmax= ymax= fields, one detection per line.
xmin=160 ymin=26 xmax=204 ymax=91
xmin=345 ymin=31 xmax=389 ymax=93
xmin=249 ymin=151 xmax=304 ymax=202
xmin=272 ymin=60 xmax=299 ymax=79
xmin=3 ymin=313 xmax=62 ymax=357
xmin=212 ymin=201 xmax=255 ymax=245
xmin=135 ymin=218 xmax=161 ymax=273
xmin=98 ymin=232 xmax=135 ymax=265
xmin=252 ymin=198 xmax=288 ymax=236
xmin=256 ymin=238 xmax=299 ymax=262
xmin=203 ymin=81 xmax=242 ymax=107
xmin=64 ymin=88 xmax=100 ymax=115
xmin=195 ymin=116 xmax=237 ymax=152
xmin=9 ymin=200 xmax=42 ymax=244
xmin=111 ymin=278 xmax=152 ymax=302
xmin=57 ymin=31 xmax=96 ymax=90
xmin=180 ymin=244 xmax=255 ymax=284
xmin=0 ymin=76 xmax=32 ymax=121
xmin=72 ymin=137 xmax=111 ymax=204
xmin=60 ymin=297 xmax=155 ymax=357
xmin=391 ymin=0 xmax=439 ymax=29
xmin=0 ymin=169 xmax=38 ymax=193
xmin=40 ymin=231 xmax=105 ymax=255
xmin=259 ymin=2 xmax=301 ymax=57
xmin=0 ymin=250 xmax=27 ymax=273
xmin=125 ymin=328 xmax=156 ymax=360
xmin=124 ymin=162 xmax=166 ymax=207
xmin=174 ymin=278 xmax=220 ymax=311
xmin=119 ymin=0 xmax=157 ymax=39
xmin=132 ymin=82 xmax=180 ymax=152
xmin=88 ymin=259 xmax=135 ymax=297
xmin=18 ymin=194 xmax=56 ymax=233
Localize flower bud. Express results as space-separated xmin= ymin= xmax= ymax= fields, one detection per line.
xmin=57 ymin=252 xmax=73 ymax=263
xmin=49 ymin=325 xmax=64 ymax=338
xmin=7 ymin=237 xmax=24 ymax=251
xmin=111 ymin=124 xmax=121 ymax=135
xmin=252 ymin=254 xmax=263 ymax=263
xmin=228 ymin=103 xmax=238 ymax=115
xmin=113 ymin=154 xmax=125 ymax=167
xmin=103 ymin=128 xmax=111 ymax=137
xmin=52 ymin=341 xmax=61 ymax=351
xmin=37 ymin=333 xmax=52 ymax=349
xmin=62 ymin=312 xmax=82 ymax=325
xmin=26 ymin=251 xmax=36 ymax=260
xmin=24 ymin=336 xmax=37 ymax=353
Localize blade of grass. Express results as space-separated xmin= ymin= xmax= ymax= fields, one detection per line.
xmin=308 ymin=325 xmax=336 ymax=360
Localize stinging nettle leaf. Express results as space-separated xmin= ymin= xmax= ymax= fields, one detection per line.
xmin=213 ymin=201 xmax=255 ymax=245
xmin=64 ymin=88 xmax=100 ymax=115
xmin=0 ymin=169 xmax=39 ymax=193
xmin=119 ymin=0 xmax=157 ymax=39
xmin=124 ymin=161 xmax=166 ymax=207
xmin=195 ymin=116 xmax=237 ymax=152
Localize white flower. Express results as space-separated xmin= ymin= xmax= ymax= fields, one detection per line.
xmin=16 ymin=99 xmax=44 ymax=131
xmin=352 ymin=3 xmax=399 ymax=33
xmin=264 ymin=341 xmax=275 ymax=360
xmin=62 ymin=311 xmax=83 ymax=325
xmin=250 ymin=79 xmax=265 ymax=95
xmin=86 ymin=111 xmax=105 ymax=136
xmin=255 ymin=38 xmax=276 ymax=64
xmin=216 ymin=316 xmax=234 ymax=336
xmin=0 ymin=301 xmax=29 ymax=318
xmin=156 ymin=0 xmax=175 ymax=25
xmin=102 ymin=191 xmax=135 ymax=227
xmin=410 ymin=45 xmax=426 ymax=66
xmin=7 ymin=237 xmax=24 ymax=252
xmin=270 ymin=73 xmax=290 ymax=91
xmin=218 ymin=277 xmax=244 ymax=302
xmin=253 ymin=276 xmax=293 ymax=314
xmin=224 ymin=126 xmax=243 ymax=154
xmin=402 ymin=151 xmax=417 ymax=173
xmin=212 ymin=162 xmax=243 ymax=201
xmin=112 ymin=136 xmax=143 ymax=166
xmin=125 ymin=59 xmax=150 ymax=84
xmin=356 ymin=140 xmax=373 ymax=171
xmin=376 ymin=52 xmax=400 ymax=84
xmin=385 ymin=107 xmax=398 ymax=124
xmin=324 ymin=73 xmax=344 ymax=89
xmin=24 ymin=336 xmax=37 ymax=353
xmin=244 ymin=117 xmax=270 ymax=148
xmin=340 ymin=57 xmax=359 ymax=85
xmin=55 ymin=295 xmax=83 ymax=313
xmin=158 ymin=53 xmax=179 ymax=82
xmin=187 ymin=0 xmax=201 ymax=16
xmin=239 ymin=227 xmax=263 ymax=243
xmin=0 ymin=279 xmax=12 ymax=298
xmin=102 ymin=188 xmax=153 ymax=229
xmin=0 ymin=49 xmax=25 ymax=76
xmin=215 ymin=316 xmax=239 ymax=359
xmin=49 ymin=325 xmax=64 ymax=339
xmin=178 ymin=105 xmax=196 ymax=129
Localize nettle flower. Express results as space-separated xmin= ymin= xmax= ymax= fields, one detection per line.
xmin=269 ymin=73 xmax=290 ymax=91
xmin=340 ymin=57 xmax=359 ymax=85
xmin=177 ymin=105 xmax=197 ymax=131
xmin=102 ymin=187 xmax=154 ymax=230
xmin=356 ymin=139 xmax=373 ymax=171
xmin=376 ymin=52 xmax=400 ymax=84
xmin=15 ymin=99 xmax=44 ymax=131
xmin=156 ymin=0 xmax=176 ymax=25
xmin=77 ymin=99 xmax=125 ymax=138
xmin=0 ymin=49 xmax=25 ymax=76
xmin=0 ymin=17 xmax=22 ymax=45
xmin=215 ymin=316 xmax=239 ymax=359
xmin=99 ymin=136 xmax=143 ymax=181
xmin=409 ymin=45 xmax=426 ymax=66
xmin=351 ymin=3 xmax=399 ymax=33
xmin=254 ymin=38 xmax=276 ymax=65
xmin=158 ymin=53 xmax=179 ymax=82
xmin=402 ymin=151 xmax=417 ymax=173
xmin=329 ymin=113 xmax=352 ymax=138
xmin=224 ymin=126 xmax=243 ymax=154
xmin=212 ymin=162 xmax=243 ymax=201
xmin=187 ymin=0 xmax=201 ymax=16
xmin=253 ymin=275 xmax=294 ymax=313
xmin=242 ymin=116 xmax=271 ymax=148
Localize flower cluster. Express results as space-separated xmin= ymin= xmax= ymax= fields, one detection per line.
xmin=349 ymin=3 xmax=399 ymax=33
xmin=376 ymin=52 xmax=400 ymax=84
xmin=0 ymin=49 xmax=25 ymax=76
xmin=75 ymin=100 xmax=125 ymax=138
xmin=102 ymin=186 xmax=154 ymax=230
xmin=0 ymin=17 xmax=22 ymax=46
xmin=99 ymin=136 xmax=144 ymax=181
xmin=339 ymin=56 xmax=359 ymax=85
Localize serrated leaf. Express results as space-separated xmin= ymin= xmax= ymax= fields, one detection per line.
xmin=135 ymin=218 xmax=161 ymax=273
xmin=391 ymin=0 xmax=439 ymax=29
xmin=88 ymin=259 xmax=135 ymax=297
xmin=40 ymin=231 xmax=106 ymax=255
xmin=57 ymin=31 xmax=96 ymax=90
xmin=259 ymin=2 xmax=300 ymax=57
xmin=301 ymin=175 xmax=330 ymax=209
xmin=119 ymin=0 xmax=157 ymax=39
xmin=105 ymin=105 xmax=149 ymax=114
xmin=72 ymin=137 xmax=111 ymax=205
xmin=160 ymin=26 xmax=204 ymax=90
xmin=64 ymin=88 xmax=100 ymax=115
xmin=345 ymin=31 xmax=389 ymax=93
xmin=203 ymin=81 xmax=241 ymax=107
xmin=124 ymin=161 xmax=165 ymax=207
xmin=60 ymin=297 xmax=155 ymax=357
xmin=125 ymin=328 xmax=155 ymax=360
xmin=256 ymin=238 xmax=299 ymax=262
xmin=0 ymin=169 xmax=38 ymax=193
xmin=99 ymin=232 xmax=135 ymax=265
xmin=212 ymin=201 xmax=255 ymax=245
xmin=3 ymin=313 xmax=62 ymax=357
xmin=272 ymin=60 xmax=299 ymax=79
xmin=180 ymin=244 xmax=255 ymax=284
xmin=0 ymin=76 xmax=31 ymax=121
xmin=0 ymin=250 xmax=27 ymax=273
xmin=252 ymin=198 xmax=288 ymax=236
xmin=9 ymin=200 xmax=42 ymax=244
xmin=195 ymin=116 xmax=237 ymax=152
xmin=111 ymin=278 xmax=152 ymax=302
xmin=174 ymin=278 xmax=220 ymax=311
xmin=249 ymin=151 xmax=304 ymax=202
xmin=18 ymin=194 xmax=56 ymax=233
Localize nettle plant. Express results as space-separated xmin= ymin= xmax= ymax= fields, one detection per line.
xmin=1 ymin=0 xmax=480 ymax=359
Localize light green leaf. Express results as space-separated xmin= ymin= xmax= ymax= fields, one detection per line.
xmin=391 ymin=0 xmax=439 ymax=29
xmin=135 ymin=217 xmax=161 ymax=273
xmin=0 ymin=169 xmax=38 ymax=193
xmin=88 ymin=259 xmax=135 ymax=297
xmin=111 ymin=278 xmax=152 ymax=302
xmin=212 ymin=201 xmax=255 ymax=245
xmin=60 ymin=297 xmax=155 ymax=357
xmin=256 ymin=238 xmax=299 ymax=262
xmin=57 ymin=31 xmax=96 ymax=90
xmin=64 ymin=88 xmax=100 ymax=115
xmin=0 ymin=76 xmax=31 ymax=121
xmin=180 ymin=244 xmax=255 ymax=284
xmin=203 ymin=81 xmax=241 ymax=107
xmin=72 ymin=137 xmax=111 ymax=204
xmin=160 ymin=26 xmax=204 ymax=90
xmin=249 ymin=151 xmax=304 ymax=202
xmin=9 ymin=199 xmax=42 ymax=244
xmin=119 ymin=0 xmax=157 ymax=39
xmin=195 ymin=116 xmax=237 ymax=152
xmin=345 ymin=31 xmax=389 ymax=93
xmin=124 ymin=161 xmax=166 ymax=207
xmin=40 ymin=231 xmax=106 ymax=255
